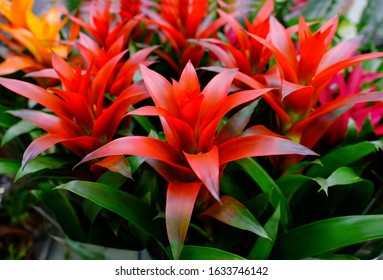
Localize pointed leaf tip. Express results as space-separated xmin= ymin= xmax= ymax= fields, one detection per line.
xmin=184 ymin=146 xmax=220 ymax=201
xmin=202 ymin=195 xmax=270 ymax=239
xmin=166 ymin=181 xmax=202 ymax=259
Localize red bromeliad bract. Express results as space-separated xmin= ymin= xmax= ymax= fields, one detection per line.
xmin=0 ymin=50 xmax=151 ymax=176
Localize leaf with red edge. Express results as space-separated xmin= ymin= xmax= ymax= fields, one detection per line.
xmin=22 ymin=134 xmax=68 ymax=169
xmin=290 ymin=91 xmax=383 ymax=148
xmin=8 ymin=109 xmax=83 ymax=137
xmin=192 ymin=40 xmax=237 ymax=69
xmin=93 ymin=84 xmax=149 ymax=140
xmin=199 ymin=68 xmax=237 ymax=119
xmin=218 ymin=135 xmax=317 ymax=164
xmin=214 ymin=100 xmax=258 ymax=145
xmin=184 ymin=146 xmax=220 ymax=201
xmin=91 ymin=50 xmax=128 ymax=116
xmin=0 ymin=77 xmax=70 ymax=119
xmin=60 ymin=136 xmax=103 ymax=157
xmin=166 ymin=181 xmax=202 ymax=259
xmin=91 ymin=155 xmax=132 ymax=179
xmin=111 ymin=46 xmax=157 ymax=95
xmin=268 ymin=17 xmax=298 ymax=73
xmin=316 ymin=36 xmax=362 ymax=74
xmin=201 ymin=195 xmax=270 ymax=239
xmin=140 ymin=64 xmax=181 ymax=115
xmin=51 ymin=52 xmax=75 ymax=81
xmin=128 ymin=105 xmax=197 ymax=152
xmin=311 ymin=52 xmax=383 ymax=94
xmin=49 ymin=88 xmax=94 ymax=134
xmin=198 ymin=88 xmax=271 ymax=151
xmin=146 ymin=158 xmax=195 ymax=182
xmin=247 ymin=32 xmax=298 ymax=83
xmin=77 ymin=136 xmax=184 ymax=169
xmin=281 ymin=80 xmax=314 ymax=118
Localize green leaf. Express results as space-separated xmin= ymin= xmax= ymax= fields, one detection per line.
xmin=313 ymin=166 xmax=366 ymax=195
xmin=1 ymin=120 xmax=36 ymax=146
xmin=179 ymin=245 xmax=246 ymax=260
xmin=237 ymin=158 xmax=291 ymax=229
xmin=248 ymin=205 xmax=281 ymax=260
xmin=82 ymin=171 xmax=128 ymax=223
xmin=201 ymin=195 xmax=270 ymax=239
xmin=61 ymin=236 xmax=142 ymax=260
xmin=32 ymin=181 xmax=86 ymax=242
xmin=306 ymin=141 xmax=380 ymax=177
xmin=273 ymin=215 xmax=383 ymax=259
xmin=276 ymin=174 xmax=313 ymax=201
xmin=56 ymin=180 xmax=167 ymax=244
xmin=0 ymin=159 xmax=20 ymax=174
xmin=0 ymin=105 xmax=19 ymax=128
xmin=15 ymin=154 xmax=73 ymax=181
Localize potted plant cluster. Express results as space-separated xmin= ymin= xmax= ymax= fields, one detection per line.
xmin=1 ymin=0 xmax=383 ymax=260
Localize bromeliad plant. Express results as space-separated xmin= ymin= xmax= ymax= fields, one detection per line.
xmin=1 ymin=0 xmax=383 ymax=260
xmin=75 ymin=61 xmax=316 ymax=258
xmin=0 ymin=48 xmax=152 ymax=174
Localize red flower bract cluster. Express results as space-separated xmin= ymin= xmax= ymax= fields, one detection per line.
xmin=1 ymin=0 xmax=383 ymax=260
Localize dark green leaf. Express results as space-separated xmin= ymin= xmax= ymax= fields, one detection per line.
xmin=15 ymin=154 xmax=73 ymax=181
xmin=56 ymin=180 xmax=167 ymax=244
xmin=0 ymin=105 xmax=19 ymax=128
xmin=273 ymin=215 xmax=383 ymax=259
xmin=179 ymin=246 xmax=246 ymax=260
xmin=82 ymin=171 xmax=128 ymax=223
xmin=33 ymin=181 xmax=86 ymax=242
xmin=306 ymin=141 xmax=380 ymax=177
xmin=248 ymin=205 xmax=281 ymax=260
xmin=0 ymin=159 xmax=20 ymax=174
xmin=237 ymin=158 xmax=291 ymax=229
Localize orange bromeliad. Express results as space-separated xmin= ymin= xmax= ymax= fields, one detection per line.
xmin=0 ymin=0 xmax=76 ymax=76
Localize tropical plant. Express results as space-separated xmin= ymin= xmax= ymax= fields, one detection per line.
xmin=0 ymin=0 xmax=383 ymax=261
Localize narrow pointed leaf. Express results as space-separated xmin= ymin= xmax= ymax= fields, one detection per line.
xmin=22 ymin=134 xmax=68 ymax=169
xmin=1 ymin=120 xmax=36 ymax=146
xmin=237 ymin=158 xmax=290 ymax=228
xmin=91 ymin=155 xmax=132 ymax=179
xmin=180 ymin=245 xmax=246 ymax=260
xmin=219 ymin=135 xmax=317 ymax=164
xmin=199 ymin=68 xmax=237 ymax=119
xmin=273 ymin=215 xmax=383 ymax=259
xmin=248 ymin=205 xmax=281 ymax=260
xmin=202 ymin=195 xmax=270 ymax=239
xmin=56 ymin=180 xmax=166 ymax=243
xmin=214 ymin=100 xmax=258 ymax=145
xmin=166 ymin=181 xmax=202 ymax=259
xmin=8 ymin=109 xmax=83 ymax=137
xmin=16 ymin=154 xmax=72 ymax=181
xmin=78 ymin=136 xmax=182 ymax=167
xmin=140 ymin=64 xmax=181 ymax=115
xmin=184 ymin=146 xmax=220 ymax=201
xmin=0 ymin=77 xmax=70 ymax=118
xmin=306 ymin=141 xmax=381 ymax=177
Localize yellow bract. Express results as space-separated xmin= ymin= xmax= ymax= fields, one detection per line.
xmin=0 ymin=0 xmax=69 ymax=73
